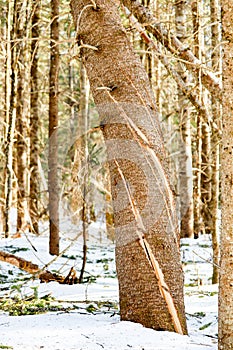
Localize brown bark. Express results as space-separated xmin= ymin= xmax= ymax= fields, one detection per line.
xmin=1 ymin=2 xmax=11 ymax=234
xmin=4 ymin=0 xmax=18 ymax=237
xmin=210 ymin=0 xmax=221 ymax=285
xmin=192 ymin=0 xmax=202 ymax=238
xmin=0 ymin=250 xmax=39 ymax=274
xmin=0 ymin=250 xmax=78 ymax=284
xmin=77 ymin=61 xmax=89 ymax=283
xmin=29 ymin=0 xmax=41 ymax=235
xmin=218 ymin=2 xmax=233 ymax=349
xmin=70 ymin=0 xmax=187 ymax=333
xmin=16 ymin=0 xmax=28 ymax=234
xmin=175 ymin=0 xmax=193 ymax=238
xmin=48 ymin=0 xmax=60 ymax=255
xmin=200 ymin=122 xmax=212 ymax=233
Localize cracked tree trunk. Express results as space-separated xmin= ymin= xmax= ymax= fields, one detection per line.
xmin=70 ymin=0 xmax=187 ymax=333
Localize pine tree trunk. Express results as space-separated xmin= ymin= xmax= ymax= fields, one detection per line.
xmin=175 ymin=0 xmax=194 ymax=238
xmin=4 ymin=0 xmax=17 ymax=237
xmin=29 ymin=0 xmax=41 ymax=235
xmin=1 ymin=0 xmax=12 ymax=234
xmin=48 ymin=0 xmax=59 ymax=255
xmin=218 ymin=2 xmax=233 ymax=348
xmin=71 ymin=0 xmax=187 ymax=333
xmin=16 ymin=0 xmax=28 ymax=234
xmin=192 ymin=0 xmax=202 ymax=238
xmin=210 ymin=0 xmax=221 ymax=285
xmin=77 ymin=61 xmax=89 ymax=283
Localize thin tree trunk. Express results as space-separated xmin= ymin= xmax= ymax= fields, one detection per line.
xmin=192 ymin=0 xmax=202 ymax=238
xmin=48 ymin=0 xmax=59 ymax=255
xmin=175 ymin=0 xmax=194 ymax=238
xmin=1 ymin=0 xmax=12 ymax=234
xmin=71 ymin=0 xmax=187 ymax=334
xmin=210 ymin=0 xmax=221 ymax=285
xmin=201 ymin=121 xmax=212 ymax=233
xmin=16 ymin=0 xmax=28 ymax=234
xmin=78 ymin=61 xmax=89 ymax=283
xmin=4 ymin=0 xmax=17 ymax=237
xmin=29 ymin=0 xmax=41 ymax=235
xmin=218 ymin=2 xmax=233 ymax=348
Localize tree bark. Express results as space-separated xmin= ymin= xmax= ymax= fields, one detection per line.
xmin=210 ymin=0 xmax=221 ymax=285
xmin=175 ymin=0 xmax=193 ymax=238
xmin=16 ymin=0 xmax=28 ymax=234
xmin=218 ymin=2 xmax=233 ymax=348
xmin=4 ymin=0 xmax=17 ymax=237
xmin=30 ymin=0 xmax=41 ymax=235
xmin=70 ymin=0 xmax=187 ymax=333
xmin=48 ymin=0 xmax=60 ymax=255
xmin=77 ymin=61 xmax=89 ymax=283
xmin=0 ymin=250 xmax=39 ymax=274
xmin=192 ymin=0 xmax=202 ymax=238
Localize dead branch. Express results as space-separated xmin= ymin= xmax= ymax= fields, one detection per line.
xmin=0 ymin=250 xmax=78 ymax=284
xmin=126 ymin=9 xmax=211 ymax=121
xmin=122 ymin=0 xmax=222 ymax=103
xmin=0 ymin=250 xmax=39 ymax=274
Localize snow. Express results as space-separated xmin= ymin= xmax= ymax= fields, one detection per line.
xmin=0 ymin=225 xmax=218 ymax=350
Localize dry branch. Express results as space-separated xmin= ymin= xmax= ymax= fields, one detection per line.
xmin=0 ymin=250 xmax=78 ymax=284
xmin=122 ymin=0 xmax=222 ymax=103
xmin=0 ymin=250 xmax=39 ymax=274
xmin=126 ymin=10 xmax=211 ymax=121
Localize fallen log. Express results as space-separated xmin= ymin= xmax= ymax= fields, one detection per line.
xmin=0 ymin=250 xmax=78 ymax=284
xmin=0 ymin=250 xmax=39 ymax=274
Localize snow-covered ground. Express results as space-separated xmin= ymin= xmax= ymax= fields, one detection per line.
xmin=0 ymin=223 xmax=218 ymax=349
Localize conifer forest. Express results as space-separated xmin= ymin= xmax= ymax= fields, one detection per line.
xmin=0 ymin=1 xmax=232 ymax=349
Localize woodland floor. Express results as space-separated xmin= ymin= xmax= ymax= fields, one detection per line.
xmin=0 ymin=219 xmax=218 ymax=350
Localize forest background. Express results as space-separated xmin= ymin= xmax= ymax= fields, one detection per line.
xmin=0 ymin=0 xmax=232 ymax=349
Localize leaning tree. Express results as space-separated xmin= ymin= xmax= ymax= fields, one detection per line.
xmin=70 ymin=0 xmax=187 ymax=334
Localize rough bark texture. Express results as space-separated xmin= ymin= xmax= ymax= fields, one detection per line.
xmin=48 ymin=0 xmax=60 ymax=255
xmin=218 ymin=2 xmax=233 ymax=349
xmin=30 ymin=0 xmax=40 ymax=235
xmin=70 ymin=0 xmax=187 ymax=333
